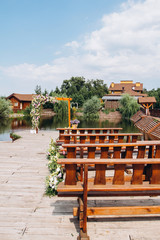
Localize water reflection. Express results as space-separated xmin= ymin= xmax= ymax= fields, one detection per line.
xmin=39 ymin=115 xmax=68 ymax=130
xmin=0 ymin=118 xmax=12 ymax=133
xmin=0 ymin=118 xmax=12 ymax=141
xmin=0 ymin=115 xmax=145 ymax=141
xmin=11 ymin=117 xmax=31 ymax=129
xmin=0 ymin=116 xmax=32 ymax=141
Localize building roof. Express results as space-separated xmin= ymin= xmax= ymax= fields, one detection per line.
xmin=102 ymin=93 xmax=147 ymax=101
xmin=7 ymin=93 xmax=36 ymax=102
xmin=138 ymin=97 xmax=156 ymax=104
xmin=106 ymin=92 xmax=147 ymax=96
xmin=109 ymin=81 xmax=143 ymax=95
xmin=103 ymin=92 xmax=147 ymax=99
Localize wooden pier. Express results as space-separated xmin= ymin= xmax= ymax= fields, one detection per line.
xmin=1 ymin=130 xmax=160 ymax=239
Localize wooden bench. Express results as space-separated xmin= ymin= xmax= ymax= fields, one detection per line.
xmin=57 ymin=141 xmax=160 ymax=240
xmin=57 ymin=127 xmax=123 ymax=141
xmin=57 ymin=132 xmax=142 ymax=145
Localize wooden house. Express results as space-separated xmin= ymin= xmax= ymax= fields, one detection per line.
xmin=102 ymin=80 xmax=147 ymax=110
xmin=7 ymin=93 xmax=36 ymax=112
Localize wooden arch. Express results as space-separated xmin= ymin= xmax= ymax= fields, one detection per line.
xmin=30 ymin=95 xmax=72 ymax=133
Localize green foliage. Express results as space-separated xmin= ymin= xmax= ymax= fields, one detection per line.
xmin=49 ymin=92 xmax=68 ymax=116
xmin=10 ymin=132 xmax=21 ymax=141
xmin=76 ymin=108 xmax=83 ymax=113
xmin=0 ymin=118 xmax=12 ymax=133
xmin=60 ymin=77 xmax=108 ymax=107
xmin=43 ymin=101 xmax=54 ymax=109
xmin=34 ymin=85 xmax=41 ymax=94
xmin=42 ymin=89 xmax=54 ymax=109
xmin=45 ymin=139 xmax=63 ymax=196
xmin=146 ymin=88 xmax=160 ymax=109
xmin=103 ymin=109 xmax=110 ymax=114
xmin=43 ymin=89 xmax=48 ymax=96
xmin=102 ymin=108 xmax=115 ymax=115
xmin=83 ymin=96 xmax=101 ymax=120
xmin=101 ymin=102 xmax=105 ymax=108
xmin=35 ymin=86 xmax=54 ymax=110
xmin=34 ymin=77 xmax=108 ymax=108
xmin=54 ymin=86 xmax=60 ymax=94
xmin=0 ymin=98 xmax=12 ymax=118
xmin=23 ymin=104 xmax=32 ymax=116
xmin=119 ymin=94 xmax=140 ymax=119
xmin=72 ymin=93 xmax=85 ymax=107
xmin=72 ymin=106 xmax=77 ymax=119
xmin=53 ymin=101 xmax=68 ymax=117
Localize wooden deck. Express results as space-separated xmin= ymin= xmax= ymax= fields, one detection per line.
xmin=1 ymin=130 xmax=160 ymax=240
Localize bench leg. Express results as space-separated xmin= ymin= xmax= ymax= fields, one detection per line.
xmin=77 ymin=165 xmax=90 ymax=240
xmin=77 ymin=230 xmax=90 ymax=240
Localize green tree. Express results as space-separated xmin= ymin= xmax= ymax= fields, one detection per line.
xmin=83 ymin=96 xmax=101 ymax=120
xmin=91 ymin=79 xmax=108 ymax=97
xmin=43 ymin=89 xmax=48 ymax=96
xmin=119 ymin=94 xmax=140 ymax=119
xmin=54 ymin=86 xmax=60 ymax=94
xmin=0 ymin=98 xmax=12 ymax=118
xmin=61 ymin=80 xmax=71 ymax=94
xmin=147 ymin=88 xmax=160 ymax=109
xmin=49 ymin=92 xmax=68 ymax=116
xmin=60 ymin=77 xmax=108 ymax=107
xmin=72 ymin=93 xmax=85 ymax=107
xmin=53 ymin=101 xmax=68 ymax=117
xmin=34 ymin=85 xmax=41 ymax=94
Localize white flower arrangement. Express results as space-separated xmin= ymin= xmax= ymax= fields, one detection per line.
xmin=46 ymin=139 xmax=64 ymax=196
xmin=30 ymin=95 xmax=57 ymax=130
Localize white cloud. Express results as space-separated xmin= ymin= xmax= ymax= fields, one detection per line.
xmin=1 ymin=0 xmax=160 ymax=95
xmin=65 ymin=41 xmax=80 ymax=48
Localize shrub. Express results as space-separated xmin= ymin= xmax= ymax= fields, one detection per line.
xmin=103 ymin=109 xmax=110 ymax=114
xmin=83 ymin=96 xmax=101 ymax=120
xmin=10 ymin=133 xmax=21 ymax=142
xmin=23 ymin=105 xmax=32 ymax=116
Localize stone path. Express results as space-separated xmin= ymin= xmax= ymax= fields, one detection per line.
xmin=1 ymin=130 xmax=160 ymax=240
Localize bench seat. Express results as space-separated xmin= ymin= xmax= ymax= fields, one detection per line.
xmin=58 ymin=181 xmax=160 ymax=193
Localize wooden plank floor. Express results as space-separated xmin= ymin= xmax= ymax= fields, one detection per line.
xmin=1 ymin=130 xmax=160 ymax=240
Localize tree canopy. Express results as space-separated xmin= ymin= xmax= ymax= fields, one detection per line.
xmin=0 ymin=98 xmax=12 ymax=118
xmin=145 ymin=88 xmax=160 ymax=109
xmin=83 ymin=96 xmax=101 ymax=120
xmin=35 ymin=77 xmax=108 ymax=108
xmin=119 ymin=94 xmax=140 ymax=119
xmin=59 ymin=77 xmax=108 ymax=107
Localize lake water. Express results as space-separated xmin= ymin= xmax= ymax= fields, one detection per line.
xmin=0 ymin=115 xmax=141 ymax=141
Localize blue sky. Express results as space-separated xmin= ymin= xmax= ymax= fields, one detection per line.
xmin=0 ymin=0 xmax=160 ymax=96
xmin=0 ymin=0 xmax=124 ymax=66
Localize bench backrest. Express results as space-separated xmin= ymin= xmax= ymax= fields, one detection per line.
xmin=57 ymin=128 xmax=123 ymax=140
xmin=60 ymin=141 xmax=160 ymax=186
xmin=58 ymin=133 xmax=142 ymax=144
xmin=58 ymin=157 xmax=160 ymax=187
xmin=63 ymin=141 xmax=160 ymax=158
